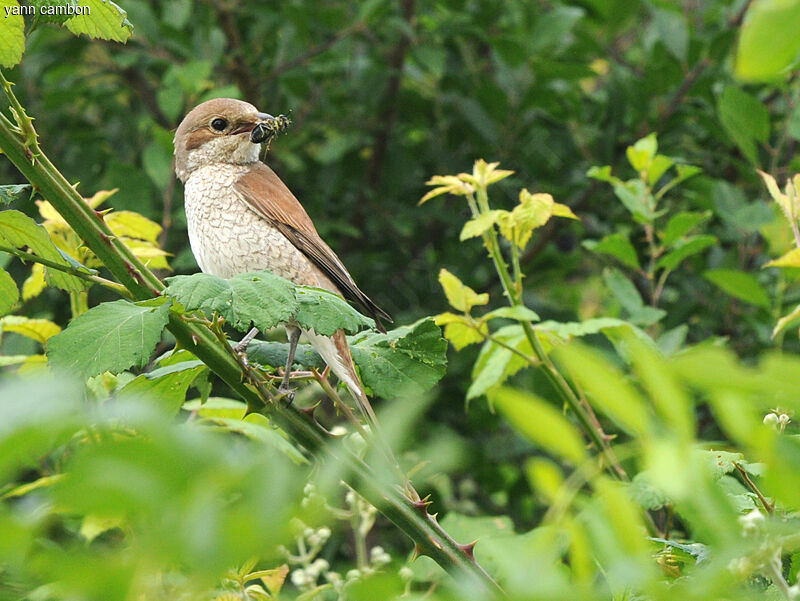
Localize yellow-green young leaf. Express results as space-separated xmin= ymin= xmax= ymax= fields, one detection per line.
xmin=252 ymin=564 xmax=289 ymax=596
xmin=525 ymin=458 xmax=565 ymax=504
xmin=498 ymin=190 xmax=555 ymax=249
xmin=647 ymin=155 xmax=674 ymax=186
xmin=105 ymin=211 xmax=162 ymax=243
xmin=64 ymin=0 xmax=133 ymax=42
xmin=773 ymin=302 xmax=800 ymax=338
xmin=0 ymin=268 xmax=19 ymax=316
xmin=765 ymin=247 xmax=800 ymax=269
xmin=80 ymin=515 xmax=125 ymax=543
xmin=121 ymin=238 xmax=170 ymax=269
xmin=551 ymin=202 xmax=579 ymax=220
xmin=438 ymin=268 xmax=488 ymax=312
xmin=490 ymin=387 xmax=587 ymax=464
xmin=703 ymin=268 xmax=770 ymax=308
xmin=420 ymin=175 xmax=473 ymax=204
xmin=471 ymin=159 xmax=513 ymax=187
xmin=0 ymin=210 xmax=84 ymax=292
xmin=555 ymin=342 xmax=651 ymax=436
xmin=757 ymin=169 xmax=797 ymax=221
xmin=0 ymin=0 xmax=25 ymax=68
xmin=626 ymin=133 xmax=657 ymax=172
xmin=442 ymin=320 xmax=485 ymax=350
xmin=0 ymin=316 xmax=61 ymax=345
xmin=22 ymin=263 xmax=46 ymax=301
xmin=459 ymin=210 xmax=505 ymax=241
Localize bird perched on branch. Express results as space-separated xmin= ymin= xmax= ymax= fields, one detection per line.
xmin=174 ymin=98 xmax=391 ymax=421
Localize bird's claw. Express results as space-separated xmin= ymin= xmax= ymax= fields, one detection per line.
xmin=278 ymin=385 xmax=295 ymax=405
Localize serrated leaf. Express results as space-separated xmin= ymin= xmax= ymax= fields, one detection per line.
xmin=64 ymin=0 xmax=133 ymax=42
xmin=484 ymin=305 xmax=540 ymax=322
xmin=0 ymin=268 xmax=19 ymax=315
xmin=438 ymin=268 xmax=488 ymax=312
xmin=0 ymin=1 xmax=25 ymax=67
xmin=105 ymin=211 xmax=162 ymax=243
xmin=120 ymin=361 xmax=207 ymax=415
xmin=704 ymin=268 xmax=770 ymax=308
xmin=661 ymin=211 xmax=710 ymax=247
xmin=246 ymin=341 xmax=325 ymax=370
xmin=442 ymin=320 xmax=485 ymax=350
xmin=347 ymin=319 xmax=448 ymax=399
xmin=460 ymin=210 xmax=504 ymax=241
xmin=584 ymin=233 xmax=640 ymax=269
xmin=497 ymin=190 xmax=560 ymax=249
xmin=0 ymin=184 xmax=31 ymax=205
xmin=490 ymin=387 xmax=587 ymax=464
xmin=0 ymin=210 xmax=84 ymax=292
xmin=47 ymin=300 xmax=170 ymax=379
xmin=0 ymin=315 xmax=61 ymax=344
xmin=28 ymin=0 xmax=80 ymax=25
xmin=293 ymin=286 xmax=373 ymax=336
xmin=657 ymin=235 xmax=716 ymax=270
xmin=165 ymin=270 xmax=298 ymax=332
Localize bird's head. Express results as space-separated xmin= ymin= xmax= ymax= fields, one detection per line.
xmin=173 ymin=98 xmax=281 ymax=182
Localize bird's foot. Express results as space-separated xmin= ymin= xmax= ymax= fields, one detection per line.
xmin=277 ymin=384 xmax=295 ymax=405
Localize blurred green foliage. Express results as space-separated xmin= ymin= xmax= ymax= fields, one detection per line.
xmin=2 ymin=0 xmax=800 ymax=599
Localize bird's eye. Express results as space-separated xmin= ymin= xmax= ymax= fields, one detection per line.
xmin=210 ymin=118 xmax=228 ymax=132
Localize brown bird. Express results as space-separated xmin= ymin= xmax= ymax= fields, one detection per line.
xmin=174 ymin=98 xmax=391 ymax=420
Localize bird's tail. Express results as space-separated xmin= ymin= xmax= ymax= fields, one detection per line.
xmin=303 ymin=328 xmax=379 ymax=426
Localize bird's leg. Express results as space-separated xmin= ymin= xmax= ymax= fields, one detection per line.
xmin=279 ymin=326 xmax=302 ymax=401
xmin=233 ymin=326 xmax=259 ymax=355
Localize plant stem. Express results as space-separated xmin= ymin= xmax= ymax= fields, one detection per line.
xmin=0 ymin=243 xmax=131 ymax=297
xmin=469 ymin=187 xmax=629 ymax=482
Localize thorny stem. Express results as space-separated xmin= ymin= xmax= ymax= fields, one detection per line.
xmin=0 ymin=72 xmax=503 ymax=597
xmin=0 ymin=243 xmax=131 ymax=298
xmin=467 ymin=187 xmax=630 ymax=483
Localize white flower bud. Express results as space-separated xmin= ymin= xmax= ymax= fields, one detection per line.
xmin=764 ymin=413 xmax=780 ymax=427
xmin=346 ymin=569 xmax=361 ymax=581
xmin=399 ymin=566 xmax=414 ymax=581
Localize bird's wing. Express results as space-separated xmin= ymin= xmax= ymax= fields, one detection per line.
xmin=234 ymin=163 xmax=392 ymax=332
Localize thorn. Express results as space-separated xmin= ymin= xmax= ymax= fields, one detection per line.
xmin=191 ymin=334 xmax=200 ymax=346
xmin=299 ymin=401 xmax=320 ymax=417
xmin=411 ymin=495 xmax=432 ymax=514
xmin=410 ymin=544 xmax=424 ymax=561
xmin=457 ymin=540 xmax=478 ymax=561
xmin=94 ymin=209 xmax=106 ymax=221
xmin=99 ymin=232 xmax=112 ymax=245
xmin=428 ymin=512 xmax=439 ymax=523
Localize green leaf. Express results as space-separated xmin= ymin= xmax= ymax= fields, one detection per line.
xmin=142 ymin=140 xmax=173 ymax=190
xmin=483 ymin=305 xmax=540 ymax=323
xmin=165 ymin=270 xmax=298 ymax=332
xmin=735 ymin=0 xmax=800 ymax=82
xmin=120 ymin=361 xmax=207 ymax=415
xmin=246 ymin=340 xmax=325 ymax=370
xmin=626 ymin=133 xmax=657 ymax=171
xmin=199 ymin=414 xmax=308 ymax=466
xmin=536 ymin=317 xmax=637 ymax=340
xmin=612 ymin=180 xmax=654 ymax=222
xmin=587 ymin=165 xmax=621 ymax=185
xmin=460 ymin=210 xmax=504 ymax=241
xmin=584 ymin=233 xmax=640 ymax=269
xmin=718 ymin=86 xmax=770 ymax=163
xmin=764 ymin=247 xmax=800 ymax=269
xmin=440 ymin=320 xmax=485 ymax=350
xmin=603 ymin=269 xmax=664 ymax=326
xmin=293 ymin=286 xmax=374 ymax=336
xmin=438 ymin=268 xmax=488 ymax=312
xmin=467 ymin=324 xmax=530 ymax=400
xmin=0 ymin=184 xmax=31 ymax=205
xmin=657 ymin=235 xmax=716 ymax=270
xmin=647 ymin=155 xmax=674 ymax=186
xmin=0 ymin=268 xmax=19 ymax=315
xmin=28 ymin=0 xmax=81 ymax=26
xmin=704 ymin=269 xmax=770 ymax=308
xmin=0 ymin=210 xmax=84 ymax=292
xmin=555 ymin=343 xmax=651 ymax=436
xmin=661 ymin=211 xmax=710 ymax=247
xmin=651 ymin=8 xmax=688 ymax=62
xmin=347 ymin=319 xmax=448 ymax=399
xmin=64 ymin=0 xmax=133 ymax=42
xmin=0 ymin=0 xmax=25 ymax=68
xmin=47 ymin=299 xmax=171 ymax=379
xmin=490 ymin=387 xmax=587 ymax=464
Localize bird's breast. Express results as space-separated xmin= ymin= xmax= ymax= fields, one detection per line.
xmin=183 ymin=163 xmax=321 ymax=286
